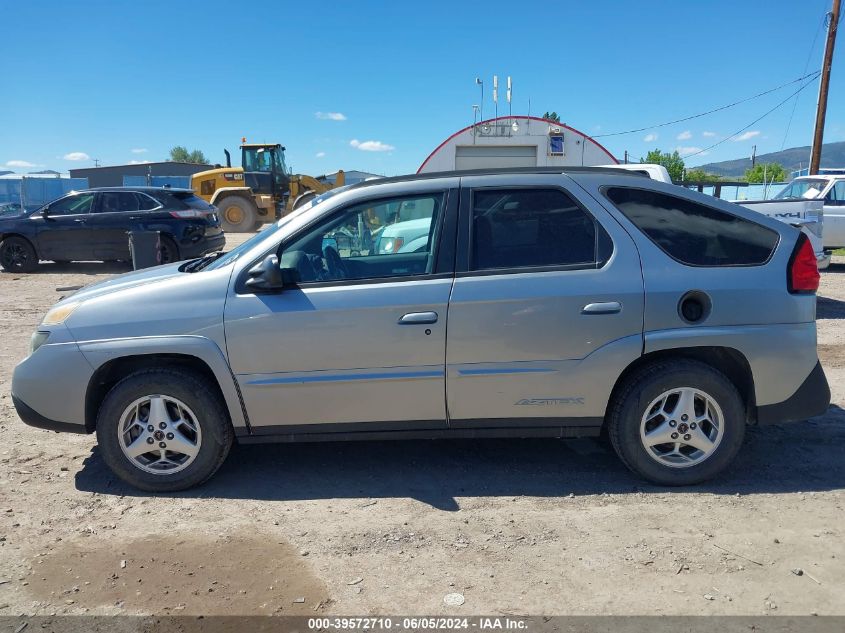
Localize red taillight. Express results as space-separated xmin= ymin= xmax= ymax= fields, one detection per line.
xmin=169 ymin=210 xmax=209 ymax=219
xmin=787 ymin=233 xmax=820 ymax=294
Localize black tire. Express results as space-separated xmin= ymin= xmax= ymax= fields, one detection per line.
xmin=217 ymin=196 xmax=257 ymax=232
xmin=0 ymin=236 xmax=38 ymax=272
xmin=159 ymin=235 xmax=180 ymax=264
xmin=608 ymin=359 xmax=745 ymax=486
xmin=251 ymin=219 xmax=265 ymax=231
xmin=95 ymin=369 xmax=233 ymax=492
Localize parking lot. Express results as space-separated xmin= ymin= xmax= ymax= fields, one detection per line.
xmin=0 ymin=236 xmax=843 ymax=616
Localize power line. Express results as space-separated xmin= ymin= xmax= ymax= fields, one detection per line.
xmin=594 ymin=71 xmax=820 ymax=138
xmin=781 ymin=7 xmax=828 ymax=150
xmin=680 ymin=73 xmax=821 ymax=160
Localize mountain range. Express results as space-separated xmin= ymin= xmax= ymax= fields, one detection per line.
xmin=694 ymin=141 xmax=845 ymax=178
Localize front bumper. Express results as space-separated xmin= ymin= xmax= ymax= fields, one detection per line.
xmin=12 ymin=394 xmax=90 ymax=433
xmin=11 ymin=341 xmax=94 ymax=433
xmin=818 ymin=250 xmax=832 ymax=271
xmin=756 ymin=361 xmax=831 ymax=425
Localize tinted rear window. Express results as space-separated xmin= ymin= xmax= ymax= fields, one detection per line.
xmin=604 ymin=187 xmax=778 ymax=266
xmin=153 ymin=191 xmax=213 ymax=211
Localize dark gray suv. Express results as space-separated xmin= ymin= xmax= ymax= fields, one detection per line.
xmin=12 ymin=168 xmax=830 ymax=491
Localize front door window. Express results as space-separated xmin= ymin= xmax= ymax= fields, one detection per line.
xmin=280 ymin=193 xmax=445 ymax=283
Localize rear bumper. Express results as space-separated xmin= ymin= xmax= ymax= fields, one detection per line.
xmin=181 ymin=232 xmax=225 ymax=258
xmin=756 ymin=361 xmax=831 ymax=425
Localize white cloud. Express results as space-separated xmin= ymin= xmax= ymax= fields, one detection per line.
xmin=733 ymin=130 xmax=760 ymax=142
xmin=131 ymin=148 xmax=148 ymax=154
xmin=315 ymin=151 xmax=326 ymax=158
xmin=63 ymin=152 xmax=90 ymax=161
xmin=677 ymin=146 xmax=707 ymax=156
xmin=643 ymin=133 xmax=658 ymax=142
xmin=676 ymin=130 xmax=692 ymax=141
xmin=129 ymin=160 xmax=152 ymax=165
xmin=5 ymin=159 xmax=37 ymax=168
xmin=350 ymin=139 xmax=395 ymax=152
xmin=702 ymin=131 xmax=716 ymax=137
xmin=315 ymin=111 xmax=347 ymax=121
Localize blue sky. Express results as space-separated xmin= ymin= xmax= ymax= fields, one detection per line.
xmin=1 ymin=0 xmax=842 ymax=176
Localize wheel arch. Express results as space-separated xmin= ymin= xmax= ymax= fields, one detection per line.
xmin=0 ymin=232 xmax=38 ymax=253
xmin=80 ymin=338 xmax=250 ymax=434
xmin=605 ymin=346 xmax=756 ymax=427
xmin=209 ymin=188 xmax=254 ymax=207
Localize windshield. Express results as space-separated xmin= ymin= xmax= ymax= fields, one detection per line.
xmin=241 ymin=147 xmax=287 ymax=174
xmin=294 ymin=184 xmax=352 ymax=212
xmin=202 ymin=185 xmax=353 ymax=271
xmin=774 ymin=179 xmax=827 ymax=200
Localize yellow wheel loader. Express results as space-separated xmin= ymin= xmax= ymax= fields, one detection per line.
xmin=191 ymin=143 xmax=344 ymax=232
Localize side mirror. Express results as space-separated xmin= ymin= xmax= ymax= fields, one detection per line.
xmin=41 ymin=207 xmax=50 ymax=218
xmin=245 ymin=254 xmax=285 ymax=292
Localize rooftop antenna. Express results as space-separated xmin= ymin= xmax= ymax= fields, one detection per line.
xmin=493 ymin=75 xmax=499 ymax=123
xmin=475 ymin=78 xmax=484 ymax=125
xmin=507 ymin=76 xmax=517 ymax=134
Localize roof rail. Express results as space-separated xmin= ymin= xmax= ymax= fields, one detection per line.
xmin=347 ymin=166 xmax=647 ymax=190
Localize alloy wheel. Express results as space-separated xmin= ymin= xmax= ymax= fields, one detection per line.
xmin=639 ymin=387 xmax=724 ymax=468
xmin=117 ymin=395 xmax=202 ymax=474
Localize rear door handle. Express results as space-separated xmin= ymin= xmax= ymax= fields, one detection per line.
xmin=581 ymin=301 xmax=622 ymax=315
xmin=398 ymin=311 xmax=438 ymax=325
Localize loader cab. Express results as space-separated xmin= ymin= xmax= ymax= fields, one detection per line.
xmin=240 ymin=144 xmax=291 ymax=200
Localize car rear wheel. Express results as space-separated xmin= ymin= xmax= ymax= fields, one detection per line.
xmin=159 ymin=235 xmax=179 ymax=265
xmin=96 ymin=369 xmax=233 ymax=492
xmin=0 ymin=236 xmax=38 ymax=273
xmin=608 ymin=359 xmax=745 ymax=486
xmin=217 ymin=196 xmax=257 ymax=233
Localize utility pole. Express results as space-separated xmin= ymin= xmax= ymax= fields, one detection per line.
xmin=751 ymin=145 xmax=757 ymax=167
xmin=810 ymin=0 xmax=840 ymax=175
xmin=93 ymin=158 xmax=100 ymax=167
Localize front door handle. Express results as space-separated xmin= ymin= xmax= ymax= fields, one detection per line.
xmin=581 ymin=301 xmax=622 ymax=315
xmin=398 ymin=311 xmax=438 ymax=325
xmin=73 ymin=218 xmax=86 ymax=223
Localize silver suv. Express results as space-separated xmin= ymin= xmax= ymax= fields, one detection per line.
xmin=12 ymin=168 xmax=830 ymax=491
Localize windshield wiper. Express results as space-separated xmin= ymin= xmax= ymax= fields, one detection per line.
xmin=185 ymin=251 xmax=226 ymax=272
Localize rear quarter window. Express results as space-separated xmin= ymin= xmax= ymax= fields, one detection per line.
xmin=604 ymin=187 xmax=779 ymax=266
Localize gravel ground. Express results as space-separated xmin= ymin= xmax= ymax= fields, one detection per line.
xmin=0 ymin=242 xmax=843 ymax=617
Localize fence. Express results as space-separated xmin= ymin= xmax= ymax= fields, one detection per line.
xmin=0 ymin=177 xmax=89 ymax=210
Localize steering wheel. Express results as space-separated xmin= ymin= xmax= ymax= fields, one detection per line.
xmin=322 ymin=244 xmax=347 ymax=280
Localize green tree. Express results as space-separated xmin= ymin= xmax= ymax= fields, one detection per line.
xmin=641 ymin=149 xmax=685 ymax=181
xmin=744 ymin=162 xmax=787 ymax=183
xmin=683 ymin=168 xmax=722 ymax=183
xmin=542 ymin=111 xmax=561 ymax=123
xmin=169 ymin=146 xmax=208 ymax=164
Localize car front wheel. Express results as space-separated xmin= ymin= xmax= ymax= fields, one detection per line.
xmin=0 ymin=236 xmax=38 ymax=272
xmin=608 ymin=359 xmax=745 ymax=486
xmin=96 ymin=369 xmax=233 ymax=492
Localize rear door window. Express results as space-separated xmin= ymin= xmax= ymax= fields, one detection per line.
xmin=99 ymin=192 xmax=141 ymax=213
xmin=136 ymin=193 xmax=160 ymax=210
xmin=604 ymin=187 xmax=779 ymax=266
xmin=470 ymin=188 xmax=610 ymax=271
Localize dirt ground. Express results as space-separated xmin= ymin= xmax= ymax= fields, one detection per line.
xmin=0 ymin=238 xmax=843 ymax=618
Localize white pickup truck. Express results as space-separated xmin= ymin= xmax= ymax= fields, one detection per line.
xmin=736 ymin=175 xmax=845 ymax=270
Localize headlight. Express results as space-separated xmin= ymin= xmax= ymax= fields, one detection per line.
xmin=42 ymin=301 xmax=81 ymax=325
xmin=29 ymin=331 xmax=50 ymax=355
